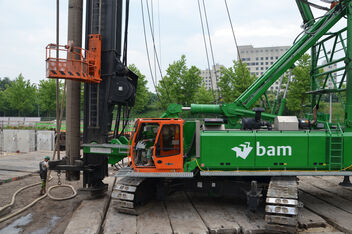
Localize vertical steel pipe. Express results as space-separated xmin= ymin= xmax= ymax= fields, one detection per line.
xmin=66 ymin=0 xmax=83 ymax=180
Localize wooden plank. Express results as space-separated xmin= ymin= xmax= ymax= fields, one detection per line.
xmin=188 ymin=193 xmax=241 ymax=234
xmin=64 ymin=177 xmax=115 ymax=234
xmin=306 ymin=176 xmax=352 ymax=200
xmin=300 ymin=191 xmax=352 ymax=233
xmin=299 ymin=180 xmax=352 ymax=214
xmin=315 ymin=176 xmax=352 ymax=191
xmin=103 ymin=200 xmax=137 ymax=234
xmin=136 ymin=201 xmax=172 ymax=234
xmin=165 ymin=192 xmax=208 ymax=234
xmin=220 ymin=199 xmax=267 ymax=234
xmin=297 ymin=207 xmax=327 ymax=229
xmin=64 ymin=197 xmax=109 ymax=234
xmin=265 ymin=215 xmax=297 ymax=226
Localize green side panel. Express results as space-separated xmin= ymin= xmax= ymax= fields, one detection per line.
xmin=308 ymin=131 xmax=328 ymax=169
xmin=255 ymin=131 xmax=309 ymax=169
xmin=343 ymin=132 xmax=352 ymax=169
xmin=197 ymin=130 xmax=347 ymax=171
xmin=200 ymin=131 xmax=256 ymax=170
xmin=183 ymin=121 xmax=196 ymax=156
xmin=108 ymin=155 xmax=126 ymax=165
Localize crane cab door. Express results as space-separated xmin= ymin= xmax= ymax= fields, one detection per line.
xmin=153 ymin=123 xmax=183 ymax=171
xmin=130 ymin=119 xmax=184 ymax=172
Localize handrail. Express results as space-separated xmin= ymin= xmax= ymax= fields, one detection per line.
xmin=337 ymin=122 xmax=343 ymax=135
xmin=45 ymin=34 xmax=102 ymax=83
xmin=326 ymin=122 xmax=332 ymax=135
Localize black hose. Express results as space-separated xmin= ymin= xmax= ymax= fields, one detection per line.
xmin=183 ymin=132 xmax=196 ymax=159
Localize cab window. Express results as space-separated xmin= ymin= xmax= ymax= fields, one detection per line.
xmin=155 ymin=124 xmax=180 ymax=157
xmin=133 ymin=123 xmax=159 ymax=166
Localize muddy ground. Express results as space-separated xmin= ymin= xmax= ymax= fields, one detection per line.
xmin=0 ymin=172 xmax=88 ymax=234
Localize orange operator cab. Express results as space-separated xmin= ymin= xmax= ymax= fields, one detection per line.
xmin=128 ymin=118 xmax=184 ymax=173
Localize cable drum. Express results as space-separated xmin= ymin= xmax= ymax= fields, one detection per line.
xmin=109 ymin=77 xmax=136 ymax=105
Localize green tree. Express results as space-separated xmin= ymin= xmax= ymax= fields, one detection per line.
xmin=0 ymin=77 xmax=13 ymax=115
xmin=156 ymin=55 xmax=203 ymax=108
xmin=128 ymin=64 xmax=150 ymax=114
xmin=194 ymin=84 xmax=214 ymax=104
xmin=286 ymin=54 xmax=311 ymax=116
xmin=38 ymin=79 xmax=63 ymax=117
xmin=4 ymin=74 xmax=37 ymax=116
xmin=0 ymin=91 xmax=10 ymax=115
xmin=0 ymin=77 xmax=12 ymax=91
xmin=218 ymin=61 xmax=256 ymax=103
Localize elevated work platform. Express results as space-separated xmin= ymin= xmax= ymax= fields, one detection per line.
xmin=46 ymin=34 xmax=102 ymax=83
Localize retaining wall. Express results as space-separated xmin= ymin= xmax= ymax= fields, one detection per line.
xmin=0 ymin=117 xmax=41 ymax=127
xmin=37 ymin=130 xmax=55 ymax=151
xmin=1 ymin=130 xmax=55 ymax=152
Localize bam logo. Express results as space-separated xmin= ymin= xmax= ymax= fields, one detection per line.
xmin=231 ymin=142 xmax=253 ymax=159
xmin=231 ymin=142 xmax=292 ymax=159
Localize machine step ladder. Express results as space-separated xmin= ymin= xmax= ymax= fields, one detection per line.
xmin=327 ymin=123 xmax=344 ymax=171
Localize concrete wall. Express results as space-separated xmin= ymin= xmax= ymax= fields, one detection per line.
xmin=4 ymin=130 xmax=36 ymax=152
xmin=37 ymin=130 xmax=55 ymax=151
xmin=0 ymin=117 xmax=41 ymax=127
xmin=2 ymin=130 xmax=55 ymax=152
xmin=0 ymin=130 xmax=3 ymax=153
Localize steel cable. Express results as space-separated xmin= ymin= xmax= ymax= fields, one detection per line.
xmin=145 ymin=0 xmax=172 ymax=103
xmin=224 ymin=0 xmax=242 ymax=64
xmin=201 ymin=0 xmax=218 ymax=103
xmin=141 ymin=0 xmax=162 ymax=101
xmin=197 ymin=0 xmax=216 ymax=102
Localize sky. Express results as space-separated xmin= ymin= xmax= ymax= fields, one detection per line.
xmin=0 ymin=0 xmax=333 ymax=91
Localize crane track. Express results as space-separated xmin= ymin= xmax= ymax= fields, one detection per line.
xmin=111 ymin=176 xmax=153 ymax=215
xmin=265 ymin=176 xmax=299 ymax=233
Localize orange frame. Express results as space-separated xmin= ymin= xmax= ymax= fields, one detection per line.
xmin=128 ymin=118 xmax=184 ymax=173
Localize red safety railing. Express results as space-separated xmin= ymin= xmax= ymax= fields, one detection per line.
xmin=45 ymin=34 xmax=102 ymax=83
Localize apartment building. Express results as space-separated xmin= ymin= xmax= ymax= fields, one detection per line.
xmin=238 ymin=45 xmax=290 ymax=91
xmin=200 ymin=64 xmax=223 ymax=91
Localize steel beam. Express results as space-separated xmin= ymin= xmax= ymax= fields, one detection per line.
xmin=346 ymin=0 xmax=352 ymax=131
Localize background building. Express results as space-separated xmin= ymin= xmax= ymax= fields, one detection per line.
xmin=238 ymin=45 xmax=290 ymax=91
xmin=322 ymin=60 xmax=338 ymax=89
xmin=200 ymin=64 xmax=223 ymax=91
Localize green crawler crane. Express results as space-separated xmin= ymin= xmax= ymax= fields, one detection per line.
xmin=110 ymin=1 xmax=352 ymax=233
